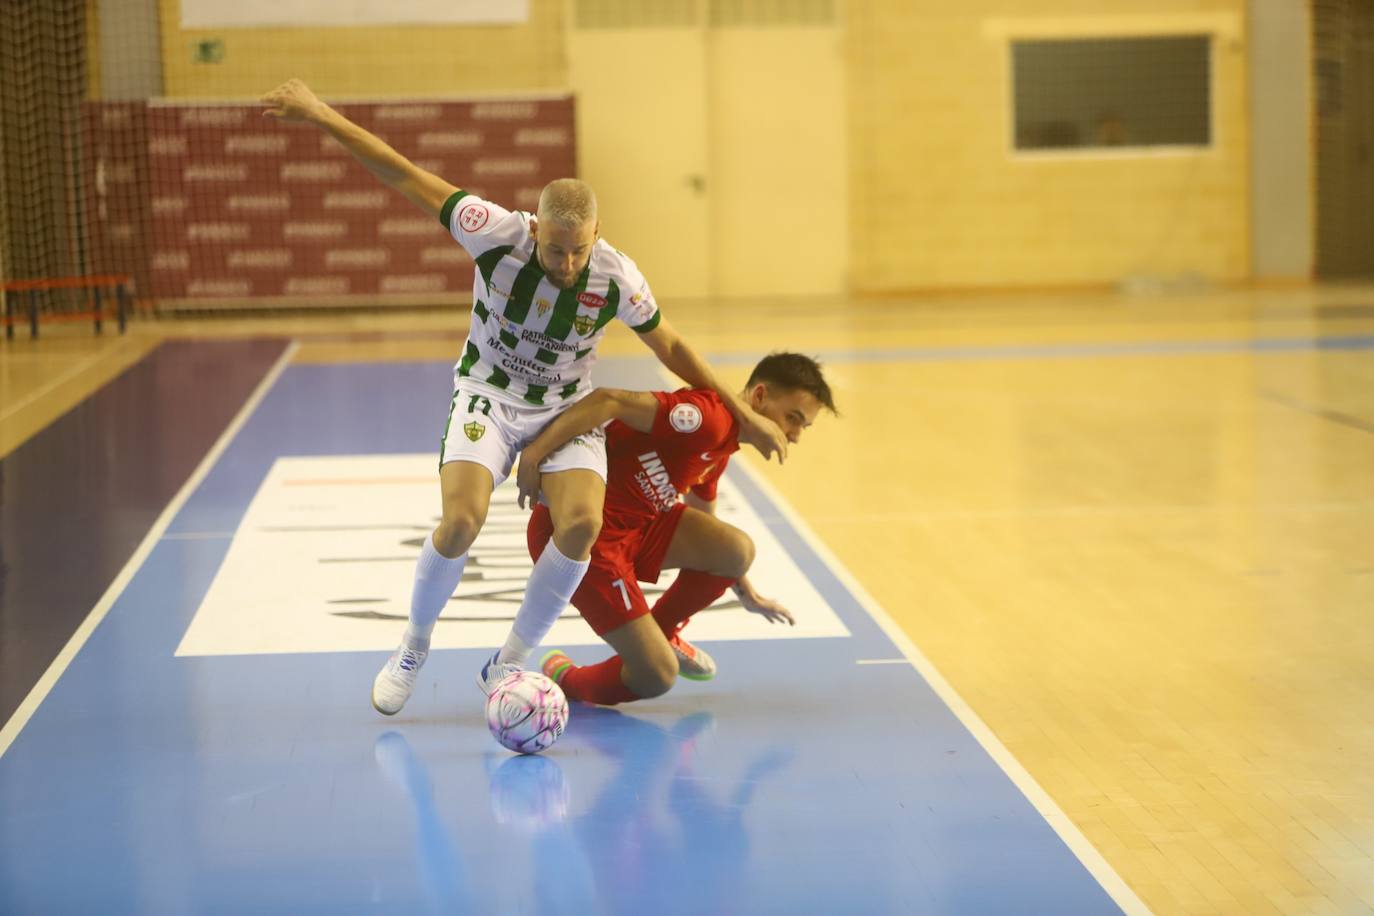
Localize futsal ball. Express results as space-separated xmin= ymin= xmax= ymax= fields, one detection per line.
xmin=485 ymin=671 xmax=569 ymax=754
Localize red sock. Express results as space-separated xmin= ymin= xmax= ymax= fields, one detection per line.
xmin=560 ymin=656 xmax=640 ymax=705
xmin=651 ymin=570 xmax=735 ymax=636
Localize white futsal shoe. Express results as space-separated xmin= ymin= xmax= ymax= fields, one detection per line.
xmin=477 ymin=651 xmax=524 ymax=697
xmin=371 ymin=642 xmax=429 ymax=715
xmin=670 ymin=633 xmax=717 ymax=681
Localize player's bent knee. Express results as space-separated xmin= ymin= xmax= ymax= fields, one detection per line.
xmin=553 ymin=508 xmax=602 ymax=555
xmin=433 ymin=511 xmax=483 ymax=557
xmin=725 ymin=531 xmax=756 ymax=579
xmin=623 ymin=642 xmax=681 ymax=697
xmin=623 ymin=646 xmax=678 ymax=698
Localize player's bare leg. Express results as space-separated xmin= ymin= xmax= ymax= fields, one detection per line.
xmin=542 ymin=614 xmax=678 ymax=704
xmin=604 ymin=614 xmax=679 ymax=696
xmin=653 ymin=508 xmax=755 ymax=679
xmin=374 ymin=461 xmax=493 ymax=714
xmin=480 ymin=468 xmax=605 ymax=694
xmin=659 ymin=507 xmax=754 ymax=578
xmin=542 ymin=508 xmax=755 ymax=701
xmin=432 ymin=459 xmax=495 ymax=558
xmin=540 ymin=467 xmax=605 ymax=560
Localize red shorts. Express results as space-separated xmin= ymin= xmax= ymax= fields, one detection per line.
xmin=527 ymin=502 xmax=687 ymax=636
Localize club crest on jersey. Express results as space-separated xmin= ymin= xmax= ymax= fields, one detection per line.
xmin=670 ymin=403 xmax=702 ymax=433
xmin=464 ymin=421 xmax=486 ymax=442
xmin=577 ymin=292 xmax=606 ymax=309
xmin=573 ymin=314 xmax=596 ymax=335
xmin=458 ymin=203 xmax=489 ymax=233
xmin=536 ymin=297 xmax=552 ymax=317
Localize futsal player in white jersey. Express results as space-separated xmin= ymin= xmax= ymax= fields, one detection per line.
xmin=260 ymin=80 xmax=787 ymax=714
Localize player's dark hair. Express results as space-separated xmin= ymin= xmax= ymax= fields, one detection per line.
xmin=746 ymin=352 xmax=837 ymax=414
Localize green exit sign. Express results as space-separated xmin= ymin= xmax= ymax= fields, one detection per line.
xmin=193 ymin=39 xmax=225 ymax=64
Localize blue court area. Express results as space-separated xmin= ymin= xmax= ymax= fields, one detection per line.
xmin=0 ymin=357 xmax=1125 ymax=914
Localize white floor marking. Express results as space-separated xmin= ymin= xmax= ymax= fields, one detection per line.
xmin=176 ymin=453 xmax=850 ymax=657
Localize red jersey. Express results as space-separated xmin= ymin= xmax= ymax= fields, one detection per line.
xmin=601 ymin=389 xmax=740 ymax=528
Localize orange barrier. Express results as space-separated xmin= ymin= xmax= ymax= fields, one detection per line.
xmin=2 ymin=275 xmax=132 ymax=339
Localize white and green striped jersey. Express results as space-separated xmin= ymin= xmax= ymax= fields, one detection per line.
xmin=439 ymin=190 xmax=661 ymax=406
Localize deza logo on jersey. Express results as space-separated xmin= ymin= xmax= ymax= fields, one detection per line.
xmin=574 ymin=292 xmax=606 ymax=335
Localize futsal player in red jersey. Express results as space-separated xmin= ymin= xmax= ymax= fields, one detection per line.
xmin=515 ymin=353 xmax=836 ymax=705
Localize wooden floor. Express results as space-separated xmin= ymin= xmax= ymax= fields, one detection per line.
xmin=4 ymin=285 xmax=1374 ymax=915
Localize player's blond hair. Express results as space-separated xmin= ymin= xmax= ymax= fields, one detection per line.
xmin=537 ymin=178 xmax=598 ymax=230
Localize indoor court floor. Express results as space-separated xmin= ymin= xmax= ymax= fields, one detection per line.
xmin=2 ymin=285 xmax=1373 ymax=914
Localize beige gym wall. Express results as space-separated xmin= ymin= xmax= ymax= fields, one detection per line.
xmin=846 ymin=1 xmax=1251 ymax=292
xmin=132 ymin=1 xmax=1258 ymax=295
xmin=156 ymin=0 xmax=568 ymax=96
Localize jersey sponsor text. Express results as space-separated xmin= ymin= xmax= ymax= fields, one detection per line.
xmin=634 ymin=452 xmax=680 ymax=511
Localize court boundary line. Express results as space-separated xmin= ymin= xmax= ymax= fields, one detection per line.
xmin=0 ymin=341 xmax=299 ymax=761
xmin=0 ymin=338 xmax=141 ymax=438
xmin=732 ymin=457 xmax=1153 ymax=916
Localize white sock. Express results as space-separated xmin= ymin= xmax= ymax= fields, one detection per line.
xmin=499 ymin=630 xmax=533 ymax=665
xmin=498 ymin=541 xmax=589 ymax=665
xmin=406 ymin=534 xmax=467 ymax=646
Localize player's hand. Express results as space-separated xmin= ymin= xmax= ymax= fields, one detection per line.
xmin=260 ymin=78 xmax=325 ymax=124
xmin=515 ymin=451 xmax=545 ymax=510
xmin=737 ymin=410 xmax=788 ymax=464
xmin=738 ymin=589 xmax=795 ymax=626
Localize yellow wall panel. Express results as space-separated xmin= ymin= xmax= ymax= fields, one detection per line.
xmin=156 ymin=0 xmax=568 ymax=98
xmin=848 ymin=2 xmax=1250 ymax=291
xmin=566 ymin=27 xmax=712 ymax=299
xmin=136 ymin=1 xmax=1255 ymax=293
xmin=708 ymin=29 xmax=848 ymax=297
xmin=85 ymin=0 xmax=102 ymax=99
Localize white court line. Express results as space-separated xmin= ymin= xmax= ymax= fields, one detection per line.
xmin=0 ymin=341 xmax=299 ymax=761
xmin=0 ymin=338 xmax=133 ymax=424
xmin=732 ymin=457 xmax=1154 ymax=916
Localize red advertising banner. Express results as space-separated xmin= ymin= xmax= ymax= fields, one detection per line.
xmin=81 ymin=96 xmax=574 ymax=309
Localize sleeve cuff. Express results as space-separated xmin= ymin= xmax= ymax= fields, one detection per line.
xmin=630 ymin=310 xmax=662 ymax=334
xmin=438 ymin=190 xmax=470 ymax=229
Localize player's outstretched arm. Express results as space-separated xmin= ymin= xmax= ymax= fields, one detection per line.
xmin=636 ymin=318 xmax=788 ymax=464
xmin=515 ymin=389 xmax=659 ymax=509
xmin=260 ymin=78 xmax=458 ymax=221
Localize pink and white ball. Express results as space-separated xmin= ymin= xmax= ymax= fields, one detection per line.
xmin=485 ymin=671 xmax=569 ymax=754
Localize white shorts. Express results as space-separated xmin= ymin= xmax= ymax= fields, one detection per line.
xmin=438 ymin=379 xmax=607 ymax=488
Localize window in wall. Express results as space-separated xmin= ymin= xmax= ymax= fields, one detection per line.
xmin=1012 ymin=35 xmax=1211 ymax=151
